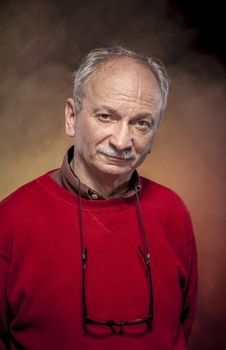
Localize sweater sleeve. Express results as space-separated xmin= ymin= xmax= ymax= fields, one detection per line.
xmin=181 ymin=211 xmax=198 ymax=343
xmin=0 ymin=201 xmax=11 ymax=349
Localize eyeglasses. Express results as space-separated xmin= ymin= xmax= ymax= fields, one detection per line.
xmin=78 ymin=184 xmax=153 ymax=335
xmin=81 ymin=245 xmax=153 ymax=334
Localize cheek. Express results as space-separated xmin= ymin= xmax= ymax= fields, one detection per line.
xmin=134 ymin=136 xmax=153 ymax=155
xmin=76 ymin=129 xmax=104 ymax=156
xmin=75 ymin=121 xmax=92 ymax=144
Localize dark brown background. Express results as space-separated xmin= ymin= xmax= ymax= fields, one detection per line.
xmin=0 ymin=0 xmax=226 ymax=349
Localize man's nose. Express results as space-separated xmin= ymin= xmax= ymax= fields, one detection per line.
xmin=109 ymin=123 xmax=133 ymax=151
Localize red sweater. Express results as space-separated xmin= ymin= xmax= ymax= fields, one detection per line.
xmin=0 ymin=171 xmax=197 ymax=350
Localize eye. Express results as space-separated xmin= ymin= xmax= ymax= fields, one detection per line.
xmin=136 ymin=119 xmax=153 ymax=130
xmin=97 ymin=114 xmax=111 ymax=122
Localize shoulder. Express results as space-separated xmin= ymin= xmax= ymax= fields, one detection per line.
xmin=0 ymin=171 xmax=59 ymax=257
xmin=139 ymin=176 xmax=193 ymax=229
xmin=139 ymin=176 xmax=195 ymax=248
xmin=0 ymin=174 xmax=42 ymax=258
xmin=140 ymin=176 xmax=188 ymax=211
xmin=0 ymin=171 xmax=56 ymax=215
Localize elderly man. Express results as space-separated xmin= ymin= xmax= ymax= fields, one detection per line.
xmin=0 ymin=47 xmax=197 ymax=350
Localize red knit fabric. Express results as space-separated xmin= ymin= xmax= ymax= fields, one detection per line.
xmin=0 ymin=171 xmax=197 ymax=350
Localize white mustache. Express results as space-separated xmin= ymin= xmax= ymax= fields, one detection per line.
xmin=96 ymin=145 xmax=136 ymax=160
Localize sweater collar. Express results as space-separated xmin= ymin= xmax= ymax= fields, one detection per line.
xmin=51 ymin=146 xmax=141 ymax=199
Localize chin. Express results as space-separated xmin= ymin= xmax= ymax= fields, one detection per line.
xmin=97 ymin=164 xmax=133 ymax=177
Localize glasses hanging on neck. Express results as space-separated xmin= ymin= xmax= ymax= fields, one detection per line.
xmin=78 ymin=181 xmax=153 ymax=335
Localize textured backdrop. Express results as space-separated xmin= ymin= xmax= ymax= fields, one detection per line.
xmin=0 ymin=1 xmax=226 ymax=349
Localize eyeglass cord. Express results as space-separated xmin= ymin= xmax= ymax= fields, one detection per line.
xmin=78 ymin=180 xmax=151 ymax=265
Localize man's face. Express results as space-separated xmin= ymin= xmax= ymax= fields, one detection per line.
xmin=65 ymin=58 xmax=162 ymax=181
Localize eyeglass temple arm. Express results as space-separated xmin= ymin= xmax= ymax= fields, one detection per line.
xmin=138 ymin=245 xmax=150 ymax=265
xmin=82 ymin=247 xmax=88 ymax=320
xmin=135 ymin=187 xmax=153 ymax=317
xmin=78 ymin=180 xmax=89 ymax=320
xmin=135 ymin=189 xmax=150 ymax=259
xmin=138 ymin=245 xmax=153 ymax=318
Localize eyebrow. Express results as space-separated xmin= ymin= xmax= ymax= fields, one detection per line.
xmin=93 ymin=106 xmax=120 ymax=117
xmin=93 ymin=105 xmax=155 ymax=122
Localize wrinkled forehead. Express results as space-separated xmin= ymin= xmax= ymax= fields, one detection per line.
xmin=83 ymin=58 xmax=161 ymax=101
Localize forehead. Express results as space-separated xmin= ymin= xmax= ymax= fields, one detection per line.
xmin=82 ymin=58 xmax=162 ymax=111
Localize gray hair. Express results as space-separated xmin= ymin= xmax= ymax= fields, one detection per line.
xmin=73 ymin=47 xmax=169 ymax=118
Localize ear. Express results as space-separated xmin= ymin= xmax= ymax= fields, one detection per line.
xmin=65 ymin=98 xmax=77 ymax=137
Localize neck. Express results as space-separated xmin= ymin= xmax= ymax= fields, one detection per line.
xmin=72 ymin=159 xmax=132 ymax=199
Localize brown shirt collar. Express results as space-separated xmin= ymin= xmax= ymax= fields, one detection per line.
xmin=50 ymin=146 xmax=141 ymax=199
